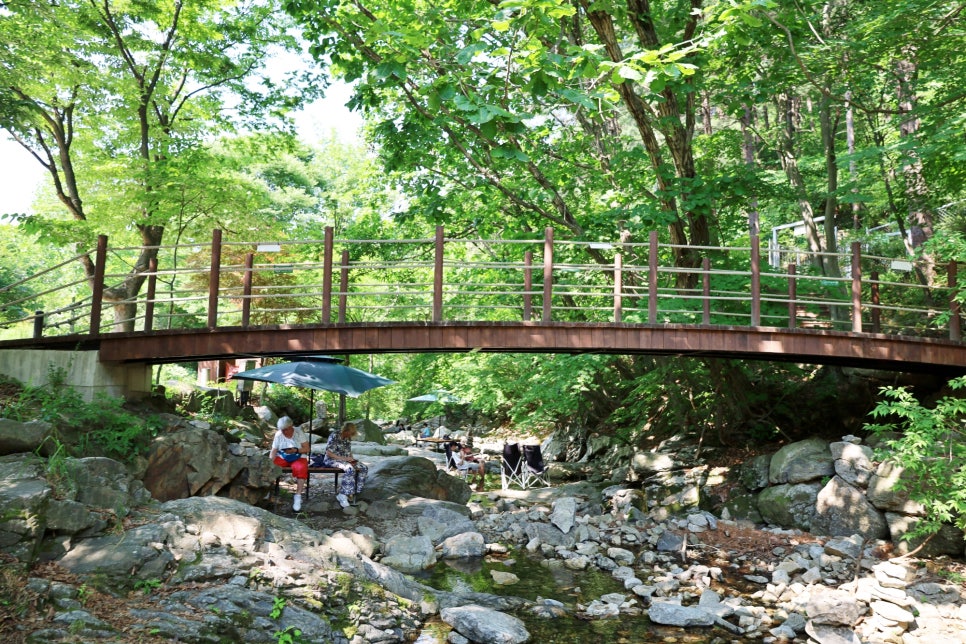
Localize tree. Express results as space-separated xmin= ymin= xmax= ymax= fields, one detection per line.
xmin=0 ymin=0 xmax=325 ymax=330
xmin=284 ymin=0 xmax=770 ymax=287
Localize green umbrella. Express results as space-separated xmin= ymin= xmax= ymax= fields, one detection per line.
xmin=234 ymin=356 xmax=395 ymax=429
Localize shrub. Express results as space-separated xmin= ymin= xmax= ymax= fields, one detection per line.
xmin=865 ymin=376 xmax=966 ymax=541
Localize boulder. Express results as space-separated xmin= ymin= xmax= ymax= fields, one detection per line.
xmin=867 ymin=461 xmax=926 ymax=515
xmin=381 ymin=534 xmax=436 ymax=572
xmin=141 ymin=427 xmax=276 ymax=504
xmin=362 ymin=455 xmax=470 ymax=504
xmin=830 ymin=441 xmax=875 ymax=488
xmin=738 ymin=453 xmax=772 ymax=491
xmin=884 ymin=513 xmax=965 ymax=557
xmin=768 ymin=437 xmax=833 ymax=485
xmin=812 ymin=476 xmax=888 ymax=540
xmin=0 ymin=419 xmax=51 ymax=456
xmin=630 ymin=452 xmax=676 ymax=476
xmin=757 ymin=482 xmax=822 ymax=531
xmin=440 ymin=605 xmax=529 ymax=644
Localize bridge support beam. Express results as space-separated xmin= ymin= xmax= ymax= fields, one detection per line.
xmin=0 ymin=349 xmax=152 ymax=402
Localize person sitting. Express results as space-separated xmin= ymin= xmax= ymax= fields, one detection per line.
xmin=452 ymin=443 xmax=486 ymax=489
xmin=269 ymin=416 xmax=309 ymax=512
xmin=321 ymin=421 xmax=369 ymax=508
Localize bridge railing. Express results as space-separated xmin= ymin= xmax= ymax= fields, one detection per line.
xmin=0 ymin=227 xmax=960 ymax=343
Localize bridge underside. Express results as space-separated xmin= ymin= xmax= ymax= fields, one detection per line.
xmin=16 ymin=322 xmax=964 ymax=375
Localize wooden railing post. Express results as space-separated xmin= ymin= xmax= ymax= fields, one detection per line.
xmin=851 ymin=241 xmax=862 ymax=333
xmin=614 ymin=253 xmax=623 ymax=323
xmin=433 ymin=226 xmax=444 ymax=323
xmin=702 ymin=257 xmax=711 ymax=324
xmin=542 ymin=227 xmax=553 ymax=323
xmin=207 ymin=229 xmax=222 ymax=329
xmin=648 ymin=230 xmax=658 ymax=324
xmin=523 ymin=251 xmax=533 ymax=322
xmin=33 ymin=311 xmax=44 ymax=339
xmin=950 ymin=261 xmax=961 ymax=341
xmin=750 ymin=235 xmax=760 ymax=327
xmin=787 ymin=264 xmax=797 ymax=328
xmin=241 ymin=253 xmax=253 ymax=328
xmin=322 ymin=227 xmax=334 ymax=324
xmin=90 ymin=234 xmax=107 ymax=335
xmin=144 ymin=258 xmax=157 ymax=332
xmin=870 ymin=270 xmax=880 ymax=333
xmin=339 ymin=250 xmax=349 ymax=323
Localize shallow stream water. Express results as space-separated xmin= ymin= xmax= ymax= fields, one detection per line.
xmin=411 ymin=549 xmax=731 ymax=643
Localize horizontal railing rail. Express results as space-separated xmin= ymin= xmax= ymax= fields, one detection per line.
xmin=0 ymin=227 xmax=960 ymax=345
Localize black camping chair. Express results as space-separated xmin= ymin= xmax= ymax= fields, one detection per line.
xmin=501 ymin=442 xmax=527 ymax=490
xmin=522 ymin=444 xmax=550 ymax=488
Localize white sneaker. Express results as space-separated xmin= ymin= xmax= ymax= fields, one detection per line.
xmin=292 ymin=494 xmax=302 ymax=512
xmin=335 ymin=493 xmax=350 ymax=508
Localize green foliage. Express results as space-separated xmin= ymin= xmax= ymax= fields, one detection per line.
xmin=865 ymin=376 xmax=966 ymax=540
xmin=270 ymin=596 xmax=286 ymax=620
xmin=4 ymin=364 xmax=160 ymax=463
xmin=273 ymin=626 xmax=304 ymax=644
xmin=132 ymin=578 xmax=163 ymax=596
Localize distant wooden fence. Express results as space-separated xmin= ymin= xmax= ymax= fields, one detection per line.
xmin=1 ymin=227 xmax=961 ymax=343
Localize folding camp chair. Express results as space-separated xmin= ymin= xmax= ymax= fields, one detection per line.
xmin=522 ymin=444 xmax=550 ymax=488
xmin=501 ymin=442 xmax=528 ymax=490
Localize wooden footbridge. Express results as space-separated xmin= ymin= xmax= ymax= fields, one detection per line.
xmin=1 ymin=227 xmax=964 ymax=375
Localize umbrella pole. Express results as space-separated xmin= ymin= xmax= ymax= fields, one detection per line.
xmin=309 ymin=389 xmax=316 ymax=439
xmin=339 ymin=393 xmax=346 ymax=427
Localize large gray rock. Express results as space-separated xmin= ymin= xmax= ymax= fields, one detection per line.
xmin=66 ymin=456 xmax=152 ymax=510
xmin=648 ymin=600 xmax=716 ymax=627
xmin=768 ymin=437 xmax=833 ymax=485
xmin=867 ymin=461 xmax=926 ymax=515
xmin=440 ymin=532 xmax=485 ymax=558
xmin=381 ymin=534 xmax=437 ymax=572
xmin=0 ymin=472 xmax=51 ymax=560
xmin=830 ymin=441 xmax=875 ymax=487
xmin=141 ymin=427 xmax=275 ymax=504
xmin=362 ymin=455 xmax=470 ymax=504
xmin=440 ymin=605 xmax=529 ymax=644
xmin=738 ymin=453 xmax=772 ymax=491
xmin=56 ymin=523 xmax=176 ymax=582
xmin=805 ymin=588 xmax=866 ymax=625
xmin=0 ymin=419 xmax=51 ymax=455
xmin=525 ymin=521 xmax=577 ymax=548
xmin=719 ymin=491 xmax=763 ymax=524
xmin=0 ymin=454 xmax=153 ymax=562
xmin=343 ymin=417 xmax=386 ymax=445
xmin=812 ymin=476 xmax=888 ymax=540
xmin=630 ymin=452 xmax=676 ymax=476
xmin=550 ymin=496 xmax=577 ymax=534
xmin=884 ymin=513 xmax=965 ymax=557
xmin=757 ymin=482 xmax=822 ymax=531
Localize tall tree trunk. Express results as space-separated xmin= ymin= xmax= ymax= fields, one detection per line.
xmin=895 ymin=47 xmax=936 ymax=284
xmin=819 ymin=96 xmax=842 ymax=279
xmin=777 ymin=93 xmax=823 ymax=272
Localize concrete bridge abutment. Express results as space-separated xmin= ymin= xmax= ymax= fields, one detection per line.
xmin=0 ymin=349 xmax=151 ymax=402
